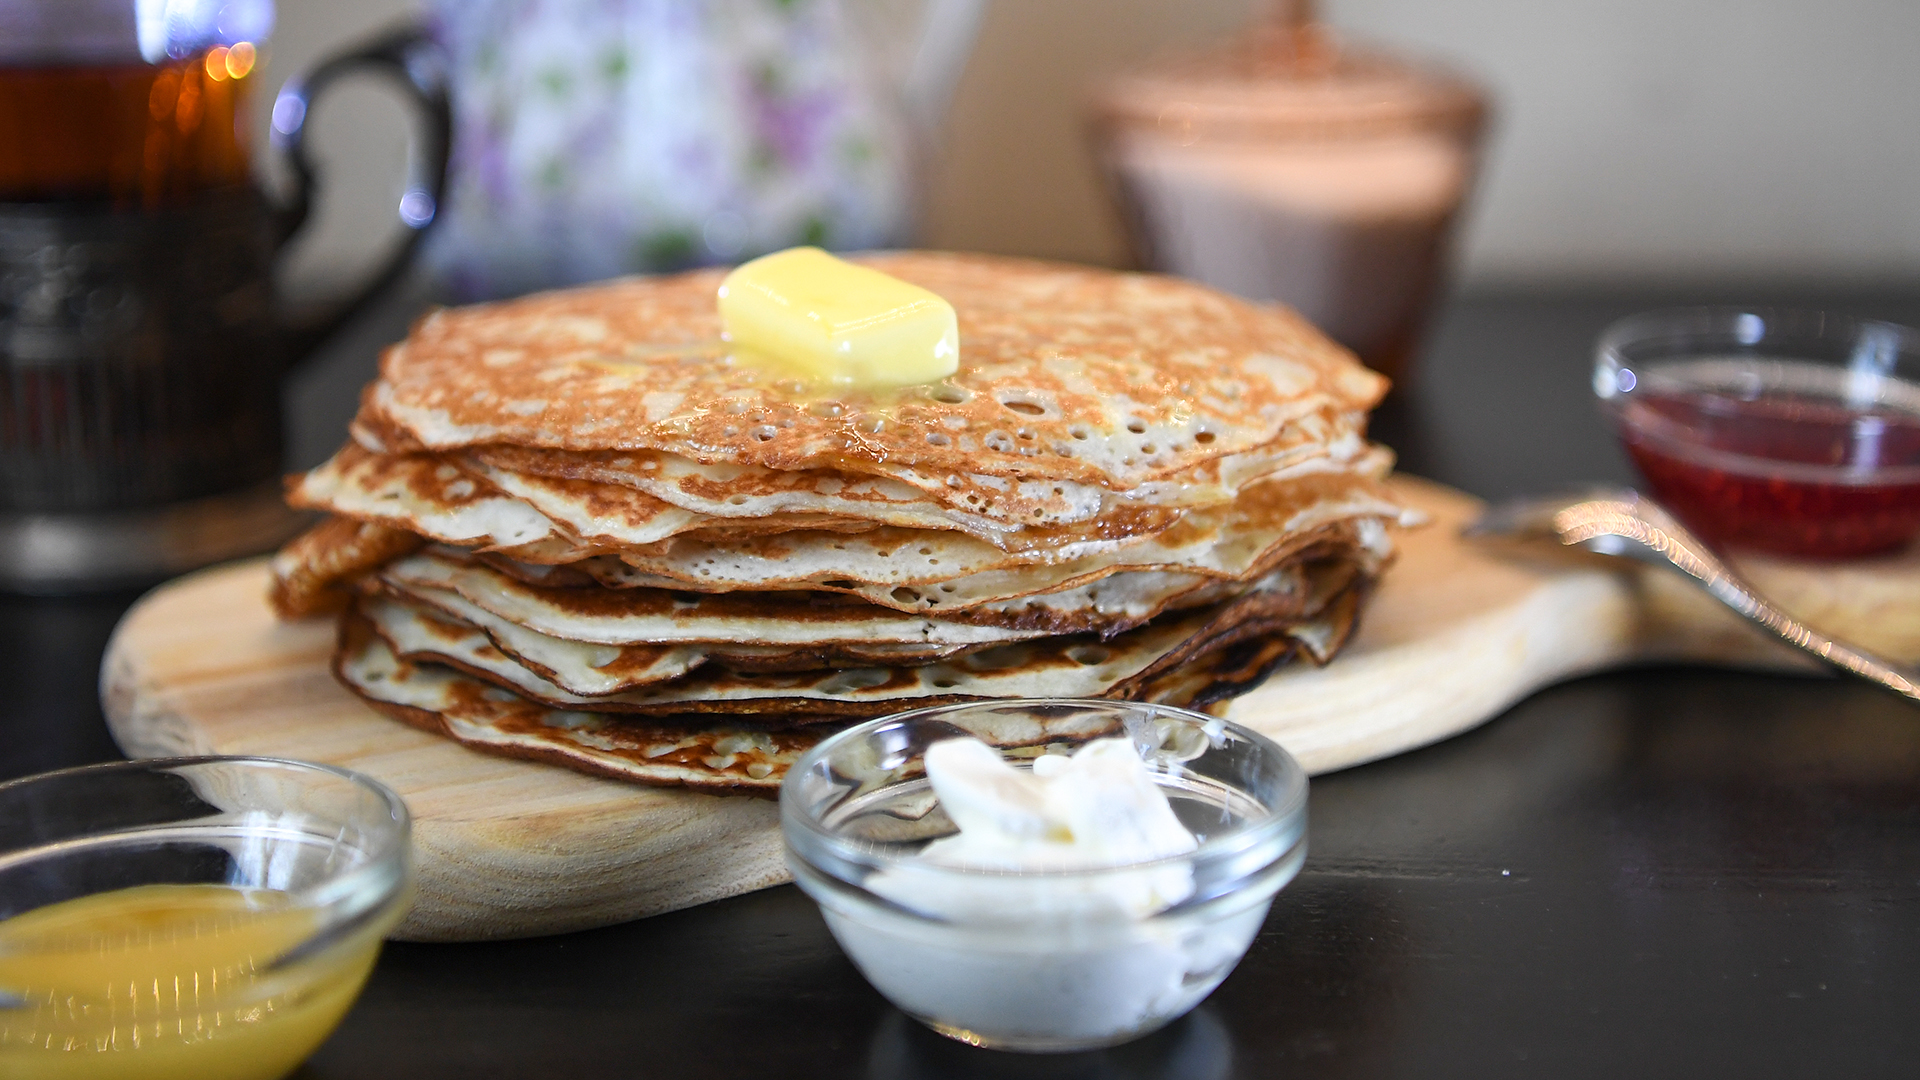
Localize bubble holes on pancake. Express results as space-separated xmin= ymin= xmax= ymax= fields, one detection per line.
xmin=363 ymin=255 xmax=1389 ymax=494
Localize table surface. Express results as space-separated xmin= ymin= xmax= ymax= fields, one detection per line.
xmin=7 ymin=286 xmax=1920 ymax=1079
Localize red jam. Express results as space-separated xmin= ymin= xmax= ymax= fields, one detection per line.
xmin=1617 ymin=380 xmax=1920 ymax=559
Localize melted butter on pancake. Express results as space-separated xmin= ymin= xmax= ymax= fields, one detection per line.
xmin=718 ymin=247 xmax=960 ymax=390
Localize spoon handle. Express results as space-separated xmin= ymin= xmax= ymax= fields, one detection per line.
xmin=1551 ymin=498 xmax=1920 ymax=703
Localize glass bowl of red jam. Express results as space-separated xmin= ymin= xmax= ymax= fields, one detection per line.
xmin=1595 ymin=308 xmax=1920 ymax=559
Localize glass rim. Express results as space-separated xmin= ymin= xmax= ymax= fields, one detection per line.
xmin=1596 ymin=306 xmax=1920 ymax=370
xmin=0 ymin=754 xmax=413 ymax=915
xmin=780 ymin=698 xmax=1308 ymax=883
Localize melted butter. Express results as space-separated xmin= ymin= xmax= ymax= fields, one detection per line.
xmin=718 ymin=247 xmax=959 ymax=390
xmin=0 ymin=884 xmax=384 ymax=1080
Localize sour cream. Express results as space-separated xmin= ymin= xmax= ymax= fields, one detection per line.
xmin=828 ymin=738 xmax=1257 ymax=1050
xmin=867 ymin=737 xmax=1198 ymax=920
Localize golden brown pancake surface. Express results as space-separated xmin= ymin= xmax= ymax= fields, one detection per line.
xmin=360 ymin=253 xmax=1386 ymax=490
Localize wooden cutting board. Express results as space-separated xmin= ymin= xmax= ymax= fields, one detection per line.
xmin=101 ymin=476 xmax=1920 ymax=941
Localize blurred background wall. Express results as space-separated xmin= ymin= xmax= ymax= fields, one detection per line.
xmin=265 ymin=0 xmax=1920 ymax=293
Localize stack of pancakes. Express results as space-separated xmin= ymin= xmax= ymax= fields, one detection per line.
xmin=273 ymin=253 xmax=1414 ymax=791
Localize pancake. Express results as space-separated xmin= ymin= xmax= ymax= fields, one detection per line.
xmin=271 ymin=515 xmax=424 ymax=617
xmin=293 ymin=446 xmax=1400 ymax=608
xmin=476 ymin=554 xmax=1233 ymax=638
xmin=291 ymin=444 xmax=875 ymax=556
xmin=359 ymin=558 xmax=1350 ymax=719
xmin=358 ymin=253 xmax=1385 ymax=491
xmin=341 ymin=559 xmax=1366 ymax=786
xmin=335 ymin=610 xmax=1141 ymax=792
xmin=467 ymin=445 xmax=1017 ymax=535
xmin=374 ymin=577 xmax=990 ymax=696
xmin=461 ymin=408 xmax=1372 ymax=535
xmin=546 ymin=468 xmax=1404 ymax=608
xmin=377 ymin=551 xmax=1052 ymax=647
xmin=334 ymin=612 xmax=820 ymax=791
xmin=466 ymin=458 xmax=1003 ymax=550
xmin=295 ymin=432 xmax=1386 ymax=561
xmin=278 ymin=251 xmax=1412 ymax=791
xmin=289 ymin=444 xmax=566 ymax=549
xmin=1135 ymin=585 xmax=1366 ymax=709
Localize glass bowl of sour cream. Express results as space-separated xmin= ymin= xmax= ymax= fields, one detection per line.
xmin=780 ymin=699 xmax=1308 ymax=1053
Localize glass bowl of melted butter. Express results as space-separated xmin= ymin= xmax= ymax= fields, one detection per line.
xmin=0 ymin=756 xmax=412 ymax=1080
xmin=781 ymin=699 xmax=1308 ymax=1053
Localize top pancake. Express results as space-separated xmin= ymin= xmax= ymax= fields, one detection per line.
xmin=360 ymin=252 xmax=1386 ymax=490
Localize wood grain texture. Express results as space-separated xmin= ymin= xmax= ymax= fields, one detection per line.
xmin=101 ymin=475 xmax=1916 ymax=941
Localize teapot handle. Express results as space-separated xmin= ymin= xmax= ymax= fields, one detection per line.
xmin=268 ymin=25 xmax=452 ymax=365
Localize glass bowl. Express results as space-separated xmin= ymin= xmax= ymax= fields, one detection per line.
xmin=0 ymin=756 xmax=412 ymax=1080
xmin=781 ymin=699 xmax=1308 ymax=1053
xmin=1595 ymin=308 xmax=1920 ymax=558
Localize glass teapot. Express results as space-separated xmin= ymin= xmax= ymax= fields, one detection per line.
xmin=417 ymin=0 xmax=986 ymax=300
xmin=0 ymin=0 xmax=448 ymax=591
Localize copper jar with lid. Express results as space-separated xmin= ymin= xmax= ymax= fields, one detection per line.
xmin=1092 ymin=6 xmax=1488 ymax=385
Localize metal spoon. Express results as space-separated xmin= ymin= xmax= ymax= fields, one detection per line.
xmin=1464 ymin=489 xmax=1920 ymax=703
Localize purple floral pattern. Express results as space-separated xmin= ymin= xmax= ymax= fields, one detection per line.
xmin=424 ymin=0 xmax=973 ymax=300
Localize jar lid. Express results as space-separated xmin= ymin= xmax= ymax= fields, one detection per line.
xmin=1094 ymin=22 xmax=1487 ymax=143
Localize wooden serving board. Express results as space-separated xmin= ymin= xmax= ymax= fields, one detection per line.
xmin=101 ymin=476 xmax=1920 ymax=941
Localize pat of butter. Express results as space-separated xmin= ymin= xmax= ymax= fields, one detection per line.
xmin=717 ymin=247 xmax=959 ymax=389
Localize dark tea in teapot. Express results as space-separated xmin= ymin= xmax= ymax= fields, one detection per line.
xmin=0 ymin=42 xmax=257 ymax=204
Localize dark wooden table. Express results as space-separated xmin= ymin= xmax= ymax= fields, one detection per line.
xmin=6 ymin=287 xmax=1919 ymax=1079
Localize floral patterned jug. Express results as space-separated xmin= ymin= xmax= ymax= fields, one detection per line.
xmin=422 ymin=0 xmax=983 ymax=300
